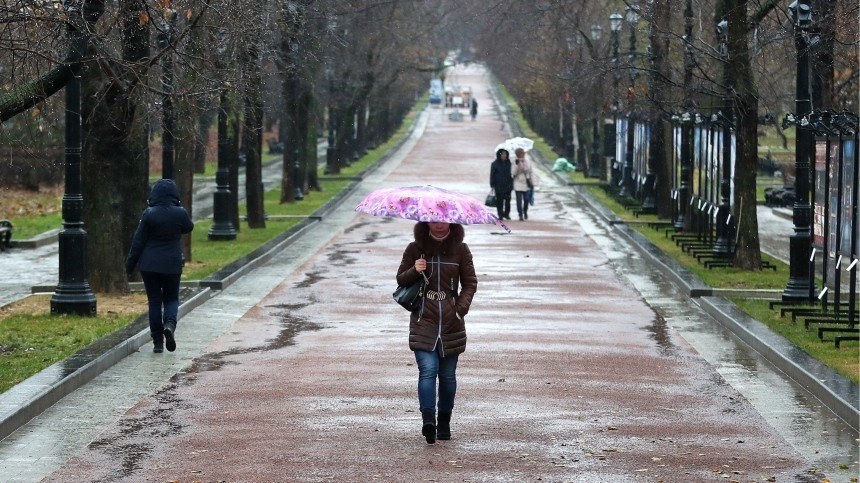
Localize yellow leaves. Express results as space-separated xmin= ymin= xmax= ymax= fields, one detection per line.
xmin=139 ymin=12 xmax=150 ymax=27
xmin=31 ymin=107 xmax=40 ymax=117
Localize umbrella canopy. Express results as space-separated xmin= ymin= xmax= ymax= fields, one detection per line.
xmin=355 ymin=185 xmax=511 ymax=233
xmin=495 ymin=136 xmax=534 ymax=154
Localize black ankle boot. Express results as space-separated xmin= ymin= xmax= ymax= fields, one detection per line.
xmin=421 ymin=410 xmax=436 ymax=444
xmin=436 ymin=412 xmax=451 ymax=440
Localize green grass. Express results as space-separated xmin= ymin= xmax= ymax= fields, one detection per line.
xmin=13 ymin=213 xmax=61 ymax=239
xmin=0 ymin=296 xmax=144 ymax=393
xmin=0 ymin=102 xmax=422 ymax=395
xmin=730 ymin=298 xmax=858 ymax=384
xmin=183 ymin=178 xmax=350 ymax=280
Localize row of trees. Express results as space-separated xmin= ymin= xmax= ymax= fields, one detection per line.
xmin=473 ymin=0 xmax=857 ymax=270
xmin=1 ymin=0 xmax=856 ymax=294
xmin=1 ymin=0 xmax=472 ymax=294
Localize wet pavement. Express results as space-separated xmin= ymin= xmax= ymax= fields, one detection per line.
xmin=0 ymin=64 xmax=858 ymax=482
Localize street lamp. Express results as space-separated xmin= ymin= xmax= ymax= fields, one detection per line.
xmin=619 ymin=4 xmax=639 ymax=197
xmin=712 ymin=19 xmax=734 ymax=257
xmin=209 ymin=33 xmax=237 ymax=241
xmin=608 ymin=12 xmax=623 ymax=191
xmin=51 ymin=0 xmax=96 ymax=316
xmin=588 ymin=24 xmax=603 ymax=179
xmin=783 ymin=0 xmax=815 ymax=300
xmin=157 ymin=6 xmax=176 ymax=180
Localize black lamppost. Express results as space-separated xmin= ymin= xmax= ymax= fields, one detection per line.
xmin=712 ymin=19 xmax=734 ymax=256
xmin=51 ymin=0 xmax=96 ymax=316
xmin=619 ymin=4 xmax=639 ymax=198
xmin=674 ymin=0 xmax=695 ymax=231
xmin=588 ymin=24 xmax=604 ymax=179
xmin=157 ymin=7 xmax=176 ymax=180
xmin=609 ymin=12 xmax=623 ymax=191
xmin=783 ymin=0 xmax=815 ymax=300
xmin=208 ymin=32 xmax=237 ymax=241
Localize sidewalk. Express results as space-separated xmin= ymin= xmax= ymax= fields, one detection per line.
xmin=1 ymin=64 xmax=857 ymax=482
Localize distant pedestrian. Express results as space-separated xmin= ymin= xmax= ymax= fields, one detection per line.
xmin=125 ymin=179 xmax=194 ymax=354
xmin=396 ymin=221 xmax=478 ymax=444
xmin=470 ymin=98 xmax=478 ymax=121
xmin=489 ymin=148 xmax=513 ymax=220
xmin=512 ymin=147 xmax=534 ymax=221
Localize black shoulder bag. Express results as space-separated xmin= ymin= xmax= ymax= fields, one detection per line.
xmin=393 ymin=254 xmax=428 ymax=312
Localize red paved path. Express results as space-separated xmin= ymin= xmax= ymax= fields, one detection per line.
xmin=45 ymin=65 xmax=809 ymax=483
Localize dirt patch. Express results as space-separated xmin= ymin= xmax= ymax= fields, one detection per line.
xmin=0 ymin=186 xmax=63 ymax=219
xmin=0 ymin=293 xmax=148 ymax=320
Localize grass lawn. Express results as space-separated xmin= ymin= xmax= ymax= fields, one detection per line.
xmin=0 ymin=104 xmax=420 ymax=395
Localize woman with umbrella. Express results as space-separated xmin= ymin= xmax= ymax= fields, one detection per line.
xmin=396 ymin=221 xmax=478 ymax=444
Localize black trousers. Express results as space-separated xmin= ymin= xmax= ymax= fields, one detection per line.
xmin=495 ymin=192 xmax=511 ymax=219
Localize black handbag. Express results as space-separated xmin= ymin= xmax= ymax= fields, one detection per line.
xmin=393 ymin=273 xmax=428 ymax=312
xmin=485 ymin=191 xmax=496 ymax=207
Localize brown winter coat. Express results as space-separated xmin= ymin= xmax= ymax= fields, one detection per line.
xmin=396 ymin=223 xmax=477 ymax=357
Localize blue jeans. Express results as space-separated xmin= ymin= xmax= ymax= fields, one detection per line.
xmin=140 ymin=271 xmax=181 ymax=343
xmin=414 ymin=348 xmax=459 ymax=413
xmin=515 ymin=190 xmax=529 ymax=217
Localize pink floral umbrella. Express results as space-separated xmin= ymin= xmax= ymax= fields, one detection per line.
xmin=355 ymin=185 xmax=511 ymax=233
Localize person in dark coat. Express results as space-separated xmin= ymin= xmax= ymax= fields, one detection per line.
xmin=489 ymin=148 xmax=513 ymax=220
xmin=470 ymin=98 xmax=478 ymax=121
xmin=396 ymin=221 xmax=478 ymax=444
xmin=125 ymin=179 xmax=194 ymax=353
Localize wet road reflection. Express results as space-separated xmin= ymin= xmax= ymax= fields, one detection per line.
xmin=562 ymin=187 xmax=859 ymax=477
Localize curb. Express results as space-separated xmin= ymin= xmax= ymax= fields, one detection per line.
xmin=492 ymin=82 xmax=859 ymax=431
xmin=568 ymin=151 xmax=859 ymax=432
xmin=0 ymin=106 xmax=428 ymax=443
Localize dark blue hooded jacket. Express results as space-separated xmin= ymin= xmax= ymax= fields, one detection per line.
xmin=490 ymin=148 xmax=513 ymax=193
xmin=125 ymin=179 xmax=194 ymax=274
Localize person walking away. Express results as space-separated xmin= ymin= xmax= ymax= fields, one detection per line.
xmin=512 ymin=147 xmax=534 ymax=220
xmin=489 ymin=148 xmax=513 ymax=220
xmin=125 ymin=179 xmax=194 ymax=353
xmin=396 ymin=221 xmax=478 ymax=444
xmin=470 ymin=98 xmax=478 ymax=121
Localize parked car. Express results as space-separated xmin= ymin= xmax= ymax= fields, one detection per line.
xmin=764 ymin=186 xmax=795 ymax=207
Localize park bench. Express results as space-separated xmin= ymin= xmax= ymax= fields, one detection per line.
xmin=0 ymin=219 xmax=13 ymax=251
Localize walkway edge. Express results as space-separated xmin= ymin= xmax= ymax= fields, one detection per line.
xmin=698 ymin=296 xmax=860 ymax=429
xmin=569 ymin=182 xmax=859 ymax=432
xmin=0 ymin=288 xmax=212 ymax=442
xmin=0 ymin=104 xmax=429 ymax=444
xmin=493 ymin=77 xmax=859 ymax=432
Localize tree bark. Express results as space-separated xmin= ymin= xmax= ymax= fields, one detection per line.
xmin=721 ymin=0 xmax=763 ymax=269
xmin=243 ymin=34 xmax=266 ymax=228
xmin=649 ymin=0 xmax=674 ymax=219
xmin=82 ymin=0 xmax=149 ymax=294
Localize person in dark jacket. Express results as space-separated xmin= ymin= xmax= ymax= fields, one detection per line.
xmin=125 ymin=179 xmax=194 ymax=353
xmin=489 ymin=148 xmax=513 ymax=220
xmin=396 ymin=221 xmax=478 ymax=444
xmin=470 ymin=98 xmax=478 ymax=121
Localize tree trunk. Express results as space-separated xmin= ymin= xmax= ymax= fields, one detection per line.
xmin=81 ymin=1 xmax=149 ymax=294
xmin=280 ymin=50 xmax=301 ymax=203
xmin=810 ymin=0 xmax=836 ymax=109
xmin=228 ymin=100 xmax=242 ymax=231
xmin=649 ymin=0 xmax=673 ymax=219
xmin=723 ymin=0 xmax=763 ymax=269
xmin=243 ymin=36 xmax=265 ymax=228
